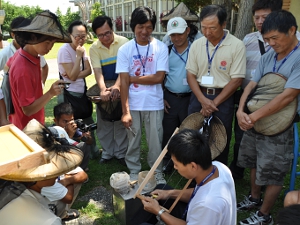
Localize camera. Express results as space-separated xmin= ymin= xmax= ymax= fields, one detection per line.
xmin=59 ymin=82 xmax=71 ymax=89
xmin=75 ymin=119 xmax=97 ymax=133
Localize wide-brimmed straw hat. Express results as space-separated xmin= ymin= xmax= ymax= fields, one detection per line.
xmin=12 ymin=10 xmax=71 ymax=44
xmin=87 ymin=81 xmax=122 ymax=121
xmin=0 ymin=119 xmax=83 ymax=182
xmin=246 ymin=72 xmax=297 ymax=136
xmin=86 ymin=80 xmax=116 ymax=97
xmin=179 ymin=113 xmax=227 ymax=159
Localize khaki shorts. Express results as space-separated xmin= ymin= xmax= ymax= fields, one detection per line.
xmin=238 ymin=126 xmax=294 ymax=186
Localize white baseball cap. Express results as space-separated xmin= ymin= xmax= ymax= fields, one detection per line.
xmin=167 ymin=17 xmax=188 ymax=36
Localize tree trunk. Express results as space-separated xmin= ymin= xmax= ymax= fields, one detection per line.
xmin=211 ymin=0 xmax=233 ymax=30
xmin=234 ymin=0 xmax=255 ymax=40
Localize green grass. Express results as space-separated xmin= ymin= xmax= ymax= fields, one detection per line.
xmin=43 ymin=45 xmax=300 ymax=224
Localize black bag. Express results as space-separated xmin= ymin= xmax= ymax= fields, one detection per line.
xmin=97 ymin=100 xmax=122 ymax=121
xmin=1 ymin=72 xmax=14 ymax=115
xmin=63 ymin=83 xmax=93 ymax=120
xmin=61 ymin=58 xmax=93 ymax=119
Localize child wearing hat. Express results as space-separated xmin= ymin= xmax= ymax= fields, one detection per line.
xmin=8 ymin=10 xmax=71 ymax=130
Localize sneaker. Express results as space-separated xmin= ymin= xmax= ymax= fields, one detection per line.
xmin=155 ymin=172 xmax=166 ymax=185
xmin=240 ymin=211 xmax=273 ymax=225
xmin=237 ymin=195 xmax=263 ymax=211
xmin=130 ymin=173 xmax=138 ymax=182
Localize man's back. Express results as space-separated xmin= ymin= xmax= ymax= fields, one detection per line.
xmin=187 ymin=161 xmax=236 ymax=225
xmin=0 ymin=189 xmax=61 ymax=225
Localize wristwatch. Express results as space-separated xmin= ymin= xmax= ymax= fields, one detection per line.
xmin=156 ymin=208 xmax=166 ymax=221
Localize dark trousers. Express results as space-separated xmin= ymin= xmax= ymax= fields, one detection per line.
xmin=162 ymin=90 xmax=190 ymax=164
xmin=229 ymin=104 xmax=245 ymax=179
xmin=188 ymin=92 xmax=234 ymax=165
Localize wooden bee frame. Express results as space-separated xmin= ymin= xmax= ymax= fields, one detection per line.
xmin=0 ymin=124 xmax=49 ymax=176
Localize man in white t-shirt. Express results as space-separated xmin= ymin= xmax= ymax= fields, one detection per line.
xmin=116 ymin=6 xmax=169 ymax=185
xmin=140 ymin=129 xmax=236 ymax=225
xmin=39 ymin=167 xmax=87 ymax=220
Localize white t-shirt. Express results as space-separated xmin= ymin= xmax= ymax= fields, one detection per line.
xmin=116 ymin=38 xmax=169 ymax=111
xmin=186 ymin=161 xmax=237 ymax=225
xmin=41 ymin=182 xmax=68 ymax=202
xmin=41 ymin=167 xmax=83 ymax=202
xmin=57 ymin=43 xmax=88 ymax=93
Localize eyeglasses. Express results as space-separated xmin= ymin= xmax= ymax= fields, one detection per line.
xmin=71 ymin=34 xmax=87 ymax=41
xmin=97 ymin=30 xmax=112 ymax=39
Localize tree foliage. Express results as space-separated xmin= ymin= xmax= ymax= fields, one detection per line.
xmin=59 ymin=7 xmax=81 ymax=30
xmin=175 ymin=0 xmax=211 ymax=13
xmin=1 ymin=1 xmax=43 ymax=33
xmin=90 ymin=2 xmax=105 ymax=22
xmin=1 ymin=1 xmax=80 ymax=35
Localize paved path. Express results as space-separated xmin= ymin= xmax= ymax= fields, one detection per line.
xmin=47 ymin=58 xmax=60 ymax=80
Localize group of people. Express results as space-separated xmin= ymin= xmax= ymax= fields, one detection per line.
xmin=1 ymin=0 xmax=300 ymax=224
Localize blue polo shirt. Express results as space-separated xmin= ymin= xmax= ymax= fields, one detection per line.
xmin=165 ymin=45 xmax=191 ymax=93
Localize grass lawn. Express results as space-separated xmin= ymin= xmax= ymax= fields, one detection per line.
xmin=43 ymin=43 xmax=300 ymax=224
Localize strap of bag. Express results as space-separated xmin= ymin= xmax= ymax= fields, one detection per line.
xmin=81 ymin=57 xmax=88 ymax=93
xmin=59 ymin=57 xmax=87 ymax=92
xmin=258 ymin=40 xmax=266 ymax=56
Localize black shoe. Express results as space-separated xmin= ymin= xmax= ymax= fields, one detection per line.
xmin=118 ymin=158 xmax=127 ymax=166
xmin=99 ymin=158 xmax=111 ymax=164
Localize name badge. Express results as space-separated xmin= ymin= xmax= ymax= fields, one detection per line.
xmin=201 ymin=75 xmax=214 ymax=85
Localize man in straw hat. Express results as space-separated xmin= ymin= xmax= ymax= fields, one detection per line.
xmin=0 ymin=119 xmax=84 ymax=224
xmin=117 ymin=6 xmax=169 ymax=185
xmin=89 ymin=16 xmax=129 ymax=162
xmin=8 ymin=10 xmax=71 ymax=130
xmin=139 ymin=129 xmax=236 ymax=225
xmin=237 ymin=10 xmax=300 ymax=225
xmin=186 ymin=4 xmax=246 ymax=165
xmin=229 ymin=0 xmax=299 ymax=181
xmin=162 ymin=17 xmax=192 ymax=174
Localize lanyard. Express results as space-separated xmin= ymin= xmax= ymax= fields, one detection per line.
xmin=171 ymin=43 xmax=190 ymax=64
xmin=182 ymin=165 xmax=216 ymax=219
xmin=206 ymin=33 xmax=226 ymax=75
xmin=135 ymin=38 xmax=150 ymax=75
xmin=273 ymin=41 xmax=300 ymax=73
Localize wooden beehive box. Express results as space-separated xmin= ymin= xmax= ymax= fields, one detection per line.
xmin=0 ymin=124 xmax=49 ymax=176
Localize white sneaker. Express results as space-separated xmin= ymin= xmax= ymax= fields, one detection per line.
xmin=155 ymin=172 xmax=166 ymax=185
xmin=129 ymin=173 xmax=138 ymax=182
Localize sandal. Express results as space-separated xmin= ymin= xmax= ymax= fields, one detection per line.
xmin=62 ymin=209 xmax=80 ymax=221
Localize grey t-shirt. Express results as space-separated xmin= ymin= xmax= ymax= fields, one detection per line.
xmin=253 ymin=47 xmax=300 ymax=111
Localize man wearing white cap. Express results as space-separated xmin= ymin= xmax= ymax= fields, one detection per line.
xmin=162 ymin=17 xmax=192 ymax=173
